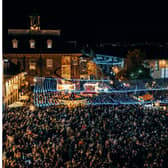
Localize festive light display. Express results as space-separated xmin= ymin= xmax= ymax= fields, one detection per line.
xmin=33 ymin=77 xmax=168 ymax=107
xmin=34 ymin=77 xmax=168 ymax=93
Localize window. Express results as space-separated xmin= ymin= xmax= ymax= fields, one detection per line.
xmin=12 ymin=39 xmax=18 ymax=48
xmin=47 ymin=39 xmax=52 ymax=48
xmin=61 ymin=65 xmax=71 ymax=79
xmin=72 ymin=57 xmax=78 ymax=65
xmin=29 ymin=62 xmax=36 ymax=70
xmin=46 ymin=59 xmax=53 ymax=68
xmin=29 ymin=39 xmax=35 ymax=48
xmin=62 ymin=56 xmax=70 ymax=65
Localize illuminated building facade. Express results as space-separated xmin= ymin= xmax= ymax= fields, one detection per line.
xmin=4 ymin=12 xmax=81 ymax=84
xmin=3 ymin=72 xmax=26 ymax=110
xmin=144 ymin=59 xmax=168 ymax=79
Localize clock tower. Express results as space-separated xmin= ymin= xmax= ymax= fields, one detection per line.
xmin=29 ymin=11 xmax=40 ymax=31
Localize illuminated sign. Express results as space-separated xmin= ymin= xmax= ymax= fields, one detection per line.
xmin=83 ymin=82 xmax=98 ymax=92
xmin=57 ymin=84 xmax=75 ymax=91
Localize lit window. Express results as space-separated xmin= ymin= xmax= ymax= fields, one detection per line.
xmin=12 ymin=39 xmax=18 ymax=48
xmin=61 ymin=65 xmax=71 ymax=79
xmin=47 ymin=39 xmax=52 ymax=48
xmin=46 ymin=59 xmax=53 ymax=68
xmin=159 ymin=60 xmax=166 ymax=68
xmin=29 ymin=39 xmax=35 ymax=48
xmin=29 ymin=62 xmax=36 ymax=70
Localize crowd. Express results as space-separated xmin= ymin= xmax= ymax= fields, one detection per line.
xmin=34 ymin=89 xmax=168 ymax=106
xmin=153 ymin=91 xmax=168 ymax=101
xmin=3 ymin=103 xmax=168 ymax=167
xmin=34 ymin=78 xmax=168 ymax=93
xmin=3 ymin=78 xmax=168 ymax=167
xmin=33 ymin=78 xmax=168 ymax=106
xmin=117 ymin=79 xmax=168 ymax=90
xmin=86 ymin=93 xmax=136 ymax=105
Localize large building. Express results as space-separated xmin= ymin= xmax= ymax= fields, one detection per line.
xmin=4 ymin=12 xmax=168 ymax=87
xmin=4 ymin=12 xmax=82 ymax=84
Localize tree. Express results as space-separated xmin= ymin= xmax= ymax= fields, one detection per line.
xmin=116 ymin=69 xmax=128 ymax=80
xmin=117 ymin=49 xmax=151 ymax=80
xmin=126 ymin=49 xmax=145 ymax=72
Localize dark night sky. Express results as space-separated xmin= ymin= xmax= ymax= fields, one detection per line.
xmin=3 ymin=0 xmax=168 ymax=41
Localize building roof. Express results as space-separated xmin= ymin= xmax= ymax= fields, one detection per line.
xmin=8 ymin=29 xmax=61 ymax=36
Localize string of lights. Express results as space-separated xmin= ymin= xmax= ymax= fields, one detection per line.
xmin=33 ymin=77 xmax=168 ymax=107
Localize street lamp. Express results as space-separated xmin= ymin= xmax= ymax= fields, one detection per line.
xmin=30 ymin=105 xmax=35 ymax=111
